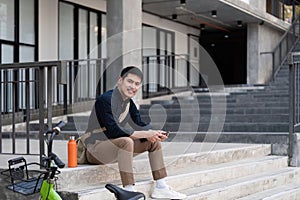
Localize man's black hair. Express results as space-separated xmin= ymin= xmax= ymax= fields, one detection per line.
xmin=120 ymin=66 xmax=143 ymax=81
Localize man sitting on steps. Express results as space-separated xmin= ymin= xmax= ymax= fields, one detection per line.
xmin=83 ymin=66 xmax=186 ymax=199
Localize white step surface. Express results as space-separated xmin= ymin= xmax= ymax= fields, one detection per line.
xmin=237 ymin=182 xmax=300 ymax=200
xmin=182 ymin=168 xmax=300 ymax=200
xmin=57 ymin=145 xmax=293 ymax=200
xmin=57 ymin=143 xmax=271 ymax=190
xmin=67 ymin=157 xmax=296 ymax=200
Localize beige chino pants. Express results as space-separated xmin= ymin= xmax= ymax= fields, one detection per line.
xmin=86 ymin=137 xmax=167 ymax=186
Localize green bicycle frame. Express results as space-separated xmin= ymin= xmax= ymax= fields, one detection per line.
xmin=40 ymin=179 xmax=62 ymax=200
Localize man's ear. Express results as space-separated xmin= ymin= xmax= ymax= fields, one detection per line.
xmin=117 ymin=76 xmax=123 ymax=84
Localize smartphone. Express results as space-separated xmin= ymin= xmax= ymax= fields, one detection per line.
xmin=161 ymin=131 xmax=169 ymax=137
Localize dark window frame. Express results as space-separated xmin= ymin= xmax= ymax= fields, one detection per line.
xmin=59 ymin=0 xmax=105 ymax=60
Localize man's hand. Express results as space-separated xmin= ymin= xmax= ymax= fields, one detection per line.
xmin=130 ymin=130 xmax=169 ymax=142
xmin=146 ymin=130 xmax=168 ymax=143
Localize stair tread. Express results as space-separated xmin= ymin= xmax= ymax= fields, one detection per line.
xmin=136 ymin=63 xmax=292 ymax=133
xmin=59 ymin=155 xmax=286 ymax=195
xmin=56 ymin=144 xmax=271 ymax=191
xmin=181 ymin=167 xmax=300 ymax=199
xmin=237 ymin=182 xmax=300 ymax=200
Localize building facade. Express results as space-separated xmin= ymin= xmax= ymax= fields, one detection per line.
xmin=0 ymin=0 xmax=297 ymax=111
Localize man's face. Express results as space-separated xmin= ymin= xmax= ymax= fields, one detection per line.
xmin=118 ymin=73 xmax=142 ymax=99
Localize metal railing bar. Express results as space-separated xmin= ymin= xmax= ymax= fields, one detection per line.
xmin=87 ymin=60 xmax=91 ymax=99
xmin=0 ymin=80 xmax=38 ymax=84
xmin=294 ymin=123 xmax=300 ymax=128
xmin=0 ymin=152 xmax=40 ymax=156
xmin=68 ymin=61 xmax=73 ymax=106
xmin=0 ymin=61 xmax=62 ymax=70
xmin=63 ymin=84 xmax=68 ymax=115
xmin=297 ymin=65 xmax=300 ymax=124
xmin=47 ymin=67 xmax=53 ymax=129
xmin=291 ymin=51 xmax=300 ymax=56
xmin=142 ymin=54 xmax=188 ymax=58
xmin=0 ymin=71 xmax=2 ymax=154
xmin=38 ymin=67 xmax=45 ymax=164
xmin=25 ymin=68 xmax=30 ymax=154
xmin=12 ymin=82 xmax=16 ymax=154
xmin=288 ymin=56 xmax=295 ymax=164
xmin=63 ymin=58 xmax=106 ymax=63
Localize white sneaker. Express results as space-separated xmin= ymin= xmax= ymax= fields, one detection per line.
xmin=151 ymin=186 xmax=187 ymax=199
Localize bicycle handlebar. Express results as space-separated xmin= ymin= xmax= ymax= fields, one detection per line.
xmin=52 ymin=121 xmax=66 ymax=135
xmin=44 ymin=121 xmax=66 ymax=169
xmin=49 ymin=153 xmax=65 ymax=169
xmin=46 ymin=121 xmax=66 ymax=135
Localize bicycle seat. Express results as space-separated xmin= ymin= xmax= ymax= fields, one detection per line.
xmin=105 ymin=183 xmax=145 ymax=200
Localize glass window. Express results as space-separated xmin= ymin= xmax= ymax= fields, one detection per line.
xmin=20 ymin=46 xmax=34 ymax=62
xmin=20 ymin=0 xmax=35 ymax=44
xmin=59 ymin=2 xmax=105 ymax=60
xmin=142 ymin=25 xmax=175 ymax=94
xmin=1 ymin=44 xmax=13 ymax=63
xmin=79 ymin=9 xmax=88 ymax=59
xmin=101 ymin=14 xmax=107 ymax=58
xmin=159 ymin=31 xmax=166 ymax=54
xmin=1 ymin=44 xmax=14 ymax=112
xmin=0 ymin=0 xmax=37 ymax=113
xmin=167 ymin=33 xmax=172 ymax=55
xmin=19 ymin=45 xmax=36 ymax=109
xmin=59 ymin=2 xmax=74 ymax=60
xmin=89 ymin=12 xmax=98 ymax=59
xmin=142 ymin=26 xmax=157 ymax=56
xmin=0 ymin=0 xmax=14 ymax=41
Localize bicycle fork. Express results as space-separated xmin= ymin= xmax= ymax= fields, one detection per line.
xmin=40 ymin=166 xmax=62 ymax=200
xmin=40 ymin=179 xmax=62 ymax=200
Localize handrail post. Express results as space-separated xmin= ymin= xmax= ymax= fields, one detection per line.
xmin=0 ymin=71 xmax=2 ymax=154
xmin=288 ymin=52 xmax=299 ymax=167
xmin=57 ymin=61 xmax=68 ymax=114
xmin=39 ymin=66 xmax=45 ymax=164
xmin=47 ymin=67 xmax=53 ymax=129
xmin=272 ymin=52 xmax=275 ymax=80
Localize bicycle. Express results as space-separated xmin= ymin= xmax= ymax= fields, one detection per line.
xmin=0 ymin=121 xmax=66 ymax=200
xmin=39 ymin=120 xmax=66 ymax=200
xmin=0 ymin=121 xmax=145 ymax=200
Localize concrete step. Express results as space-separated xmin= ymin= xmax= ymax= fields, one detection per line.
xmin=143 ymin=114 xmax=289 ymax=123
xmin=180 ymin=167 xmax=300 ymax=200
xmin=150 ymin=122 xmax=289 ymax=132
xmin=237 ymin=182 xmax=300 ymax=200
xmin=165 ymin=132 xmax=288 ymax=146
xmin=66 ymin=156 xmax=288 ymax=199
xmin=56 ymin=144 xmax=271 ymax=191
xmin=58 ymin=153 xmax=290 ymax=199
xmin=140 ymin=102 xmax=289 ymax=109
xmin=140 ymin=107 xmax=289 ymax=115
xmin=137 ymin=63 xmax=292 ymax=134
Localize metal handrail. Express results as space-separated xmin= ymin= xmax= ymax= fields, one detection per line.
xmin=142 ymin=54 xmax=188 ymax=58
xmin=288 ymin=51 xmax=300 ymax=167
xmin=62 ymin=57 xmax=107 ymax=63
xmin=271 ymin=13 xmax=300 ymax=80
xmin=0 ymin=60 xmax=63 ymax=69
xmin=0 ymin=59 xmax=107 ymax=160
xmin=0 ymin=55 xmax=194 ymax=158
xmin=0 ymin=62 xmax=62 ymax=163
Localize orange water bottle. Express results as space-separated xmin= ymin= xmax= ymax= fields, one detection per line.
xmin=68 ymin=136 xmax=77 ymax=167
